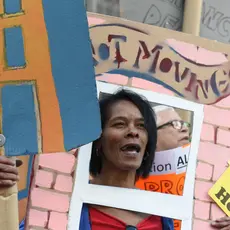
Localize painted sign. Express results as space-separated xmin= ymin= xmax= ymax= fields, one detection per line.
xmin=0 ymin=1 xmax=101 ymax=230
xmin=209 ymin=161 xmax=230 ymax=216
xmin=88 ymin=12 xmax=230 ymax=105
xmin=0 ymin=1 xmax=101 ymax=157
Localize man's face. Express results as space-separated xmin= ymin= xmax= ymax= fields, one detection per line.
xmin=156 ymin=109 xmax=190 ymax=151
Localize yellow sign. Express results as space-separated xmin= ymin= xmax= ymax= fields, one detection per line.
xmin=209 ymin=161 xmax=230 ymax=216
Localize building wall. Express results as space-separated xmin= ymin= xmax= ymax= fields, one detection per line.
xmin=27 ymin=151 xmax=77 ymax=230
xmin=194 ymin=97 xmax=230 ymax=229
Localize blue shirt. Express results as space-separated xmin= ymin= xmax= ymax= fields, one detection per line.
xmin=19 ymin=219 xmax=25 ymax=230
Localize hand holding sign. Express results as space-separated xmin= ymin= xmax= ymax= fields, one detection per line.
xmin=211 ymin=216 xmax=230 ymax=229
xmin=0 ymin=156 xmax=19 ymax=188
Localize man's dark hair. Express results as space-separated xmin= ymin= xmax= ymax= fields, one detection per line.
xmin=90 ymin=89 xmax=157 ymax=179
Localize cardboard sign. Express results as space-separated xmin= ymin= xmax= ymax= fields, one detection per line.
xmin=209 ymin=162 xmax=230 ymax=217
xmin=136 ymin=145 xmax=190 ymax=230
xmin=136 ymin=145 xmax=190 ymax=195
xmin=0 ymin=1 xmax=101 ymax=230
xmin=0 ymin=1 xmax=101 ymax=157
xmin=88 ymin=12 xmax=230 ymax=105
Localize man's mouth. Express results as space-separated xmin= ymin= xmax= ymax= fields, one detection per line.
xmin=120 ymin=143 xmax=141 ymax=156
xmin=180 ymin=136 xmax=189 ymax=142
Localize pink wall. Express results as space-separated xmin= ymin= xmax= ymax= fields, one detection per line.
xmin=26 ymin=76 xmax=229 ymax=229
xmin=194 ymin=98 xmax=230 ymax=229
xmin=27 ymin=151 xmax=76 ymax=229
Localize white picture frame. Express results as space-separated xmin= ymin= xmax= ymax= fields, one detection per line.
xmin=68 ymin=81 xmax=204 ymax=230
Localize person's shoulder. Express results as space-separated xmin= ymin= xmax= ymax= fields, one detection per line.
xmin=161 ymin=217 xmax=174 ymax=230
xmin=80 ymin=204 xmax=91 ymax=230
xmin=19 ymin=219 xmax=25 ymax=230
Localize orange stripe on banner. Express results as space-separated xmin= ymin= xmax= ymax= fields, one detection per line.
xmin=182 ymin=143 xmax=190 ymax=148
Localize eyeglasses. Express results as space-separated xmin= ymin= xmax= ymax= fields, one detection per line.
xmin=126 ymin=226 xmax=137 ymax=230
xmin=157 ymin=120 xmax=190 ymax=130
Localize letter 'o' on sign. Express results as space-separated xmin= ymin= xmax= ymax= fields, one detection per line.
xmin=99 ymin=43 xmax=110 ymax=60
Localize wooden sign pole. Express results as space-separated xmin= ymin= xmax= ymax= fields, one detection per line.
xmin=182 ymin=0 xmax=203 ymax=36
xmin=0 ymin=157 xmax=19 ymax=230
xmin=181 ymin=0 xmax=203 ymax=227
xmin=180 ymin=0 xmax=203 ymax=124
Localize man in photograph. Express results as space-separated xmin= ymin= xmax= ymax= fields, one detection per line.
xmin=153 ymin=105 xmax=190 ymax=152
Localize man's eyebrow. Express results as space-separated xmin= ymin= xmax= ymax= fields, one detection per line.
xmin=157 ymin=120 xmax=174 ymax=127
xmin=109 ymin=116 xmax=127 ymax=121
xmin=109 ymin=116 xmax=144 ymax=121
xmin=165 ymin=119 xmax=181 ymax=123
xmin=161 ymin=120 xmax=173 ymax=124
xmin=137 ymin=118 xmax=145 ymax=122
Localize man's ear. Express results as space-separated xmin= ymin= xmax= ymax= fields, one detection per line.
xmin=95 ymin=138 xmax=102 ymax=150
xmin=155 ymin=139 xmax=160 ymax=152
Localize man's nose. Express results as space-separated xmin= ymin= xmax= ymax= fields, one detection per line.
xmin=126 ymin=125 xmax=139 ymax=138
xmin=181 ymin=123 xmax=189 ymax=132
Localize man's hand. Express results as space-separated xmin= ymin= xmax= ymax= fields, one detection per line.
xmin=211 ymin=217 xmax=230 ymax=229
xmin=0 ymin=156 xmax=19 ymax=188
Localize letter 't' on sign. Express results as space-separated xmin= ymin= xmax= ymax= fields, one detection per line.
xmin=209 ymin=161 xmax=230 ymax=215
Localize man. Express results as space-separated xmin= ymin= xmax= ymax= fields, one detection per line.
xmin=153 ymin=105 xmax=190 ymax=151
xmin=152 ymin=105 xmax=230 ymax=229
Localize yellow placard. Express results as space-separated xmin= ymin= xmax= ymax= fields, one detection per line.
xmin=208 ymin=161 xmax=230 ymax=216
